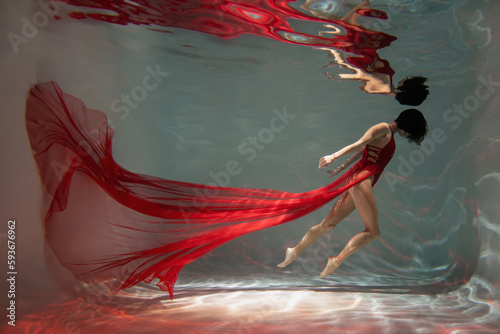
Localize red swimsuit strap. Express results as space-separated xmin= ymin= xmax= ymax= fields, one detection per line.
xmin=366 ymin=127 xmax=395 ymax=165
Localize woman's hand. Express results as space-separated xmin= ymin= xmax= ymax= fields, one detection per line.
xmin=318 ymin=154 xmax=336 ymax=168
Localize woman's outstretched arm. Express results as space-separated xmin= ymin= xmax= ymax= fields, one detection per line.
xmin=327 ymin=147 xmax=364 ymax=178
xmin=318 ymin=122 xmax=390 ymax=169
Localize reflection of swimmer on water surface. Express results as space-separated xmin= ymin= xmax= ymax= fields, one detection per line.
xmin=322 ymin=48 xmax=429 ymax=106
xmin=53 ymin=0 xmax=429 ymax=105
xmin=303 ymin=0 xmax=429 ymax=105
xmin=303 ymin=0 xmax=386 ymax=24
xmin=320 ymin=47 xmax=394 ymax=95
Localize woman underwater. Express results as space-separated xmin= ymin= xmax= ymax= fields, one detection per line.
xmin=278 ymin=108 xmax=428 ymax=277
xmin=26 ymin=82 xmax=428 ymax=298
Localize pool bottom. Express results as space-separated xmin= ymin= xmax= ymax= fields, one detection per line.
xmin=4 ymin=278 xmax=498 ymax=334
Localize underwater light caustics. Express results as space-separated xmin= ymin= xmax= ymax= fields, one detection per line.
xmin=54 ymin=0 xmax=396 ymax=93
xmin=26 ymin=82 xmax=394 ymax=299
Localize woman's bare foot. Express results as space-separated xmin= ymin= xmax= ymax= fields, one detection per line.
xmin=320 ymin=256 xmax=341 ymax=277
xmin=277 ymin=248 xmax=297 ymax=268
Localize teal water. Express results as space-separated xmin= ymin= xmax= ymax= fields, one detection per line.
xmin=0 ymin=0 xmax=499 ymax=332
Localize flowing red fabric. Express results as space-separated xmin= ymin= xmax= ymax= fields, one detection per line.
xmin=26 ymin=82 xmax=394 ymax=299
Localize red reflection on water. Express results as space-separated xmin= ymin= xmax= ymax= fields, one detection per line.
xmin=54 ymin=0 xmax=396 ymax=93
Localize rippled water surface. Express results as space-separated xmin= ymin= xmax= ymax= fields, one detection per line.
xmin=1 ymin=0 xmax=499 ymax=333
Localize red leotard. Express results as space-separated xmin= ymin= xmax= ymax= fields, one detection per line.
xmin=358 ymin=127 xmax=396 ymax=186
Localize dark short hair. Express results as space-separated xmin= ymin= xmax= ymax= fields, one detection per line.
xmin=395 ymin=109 xmax=428 ymax=145
xmin=394 ymin=76 xmax=429 ymax=106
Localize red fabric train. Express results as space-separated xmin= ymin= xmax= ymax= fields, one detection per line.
xmin=26 ymin=82 xmax=390 ymax=299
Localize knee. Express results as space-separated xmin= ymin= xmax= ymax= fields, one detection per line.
xmin=368 ymin=229 xmax=380 ymax=240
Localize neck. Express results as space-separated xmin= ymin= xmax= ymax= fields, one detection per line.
xmin=389 ymin=121 xmax=398 ymax=132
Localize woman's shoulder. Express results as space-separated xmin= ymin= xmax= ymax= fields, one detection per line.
xmin=370 ymin=122 xmax=392 ymax=135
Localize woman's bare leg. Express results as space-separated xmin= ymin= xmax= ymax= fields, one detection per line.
xmin=277 ymin=192 xmax=355 ymax=268
xmin=320 ymin=177 xmax=380 ymax=277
